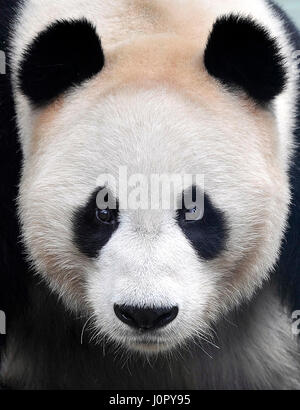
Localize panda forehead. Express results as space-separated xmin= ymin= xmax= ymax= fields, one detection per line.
xmin=31 ymin=75 xmax=277 ymax=172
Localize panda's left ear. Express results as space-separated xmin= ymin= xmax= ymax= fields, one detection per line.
xmin=204 ymin=14 xmax=287 ymax=104
xmin=18 ymin=19 xmax=104 ymax=106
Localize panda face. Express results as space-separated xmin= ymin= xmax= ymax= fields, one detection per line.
xmin=17 ymin=17 xmax=290 ymax=354
xmin=18 ymin=86 xmax=289 ymax=354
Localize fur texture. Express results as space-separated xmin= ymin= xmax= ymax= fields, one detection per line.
xmin=204 ymin=14 xmax=287 ymax=103
xmin=0 ymin=0 xmax=299 ymax=390
xmin=268 ymin=0 xmax=300 ymax=312
xmin=176 ymin=190 xmax=228 ymax=260
xmin=0 ymin=0 xmax=28 ymax=364
xmin=19 ymin=19 xmax=104 ymax=106
xmin=73 ymin=188 xmax=120 ymax=258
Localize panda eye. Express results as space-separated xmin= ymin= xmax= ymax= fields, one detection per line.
xmin=178 ymin=205 xmax=201 ymax=222
xmin=187 ymin=206 xmax=197 ymax=215
xmin=96 ymin=208 xmax=116 ymax=225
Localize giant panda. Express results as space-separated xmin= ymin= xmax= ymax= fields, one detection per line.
xmin=0 ymin=0 xmax=300 ymax=390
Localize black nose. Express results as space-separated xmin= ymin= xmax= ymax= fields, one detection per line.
xmin=114 ymin=304 xmax=178 ymax=331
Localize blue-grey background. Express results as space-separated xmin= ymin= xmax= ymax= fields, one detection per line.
xmin=276 ymin=0 xmax=300 ymax=27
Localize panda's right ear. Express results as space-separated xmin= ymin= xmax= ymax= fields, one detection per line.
xmin=204 ymin=14 xmax=287 ymax=104
xmin=18 ymin=19 xmax=104 ymax=106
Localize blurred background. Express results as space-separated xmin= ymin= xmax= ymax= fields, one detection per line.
xmin=276 ymin=0 xmax=300 ymax=27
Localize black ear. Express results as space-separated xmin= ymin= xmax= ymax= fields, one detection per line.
xmin=18 ymin=19 xmax=104 ymax=106
xmin=204 ymin=15 xmax=286 ymax=104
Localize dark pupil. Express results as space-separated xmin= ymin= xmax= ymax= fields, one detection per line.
xmin=97 ymin=208 xmax=112 ymax=223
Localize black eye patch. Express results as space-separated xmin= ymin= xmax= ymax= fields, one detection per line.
xmin=73 ymin=188 xmax=119 ymax=258
xmin=176 ymin=188 xmax=228 ymax=260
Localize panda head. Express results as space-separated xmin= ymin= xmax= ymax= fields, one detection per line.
xmin=17 ymin=15 xmax=289 ymax=354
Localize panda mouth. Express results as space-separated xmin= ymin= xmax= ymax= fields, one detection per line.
xmin=122 ymin=334 xmax=177 ymax=353
xmin=133 ymin=339 xmax=167 ymax=346
xmin=130 ymin=339 xmax=170 ymax=353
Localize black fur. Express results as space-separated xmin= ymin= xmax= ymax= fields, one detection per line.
xmin=204 ymin=14 xmax=287 ymax=104
xmin=73 ymin=188 xmax=119 ymax=258
xmin=176 ymin=188 xmax=228 ymax=260
xmin=0 ymin=0 xmax=29 ymax=354
xmin=18 ymin=18 xmax=104 ymax=106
